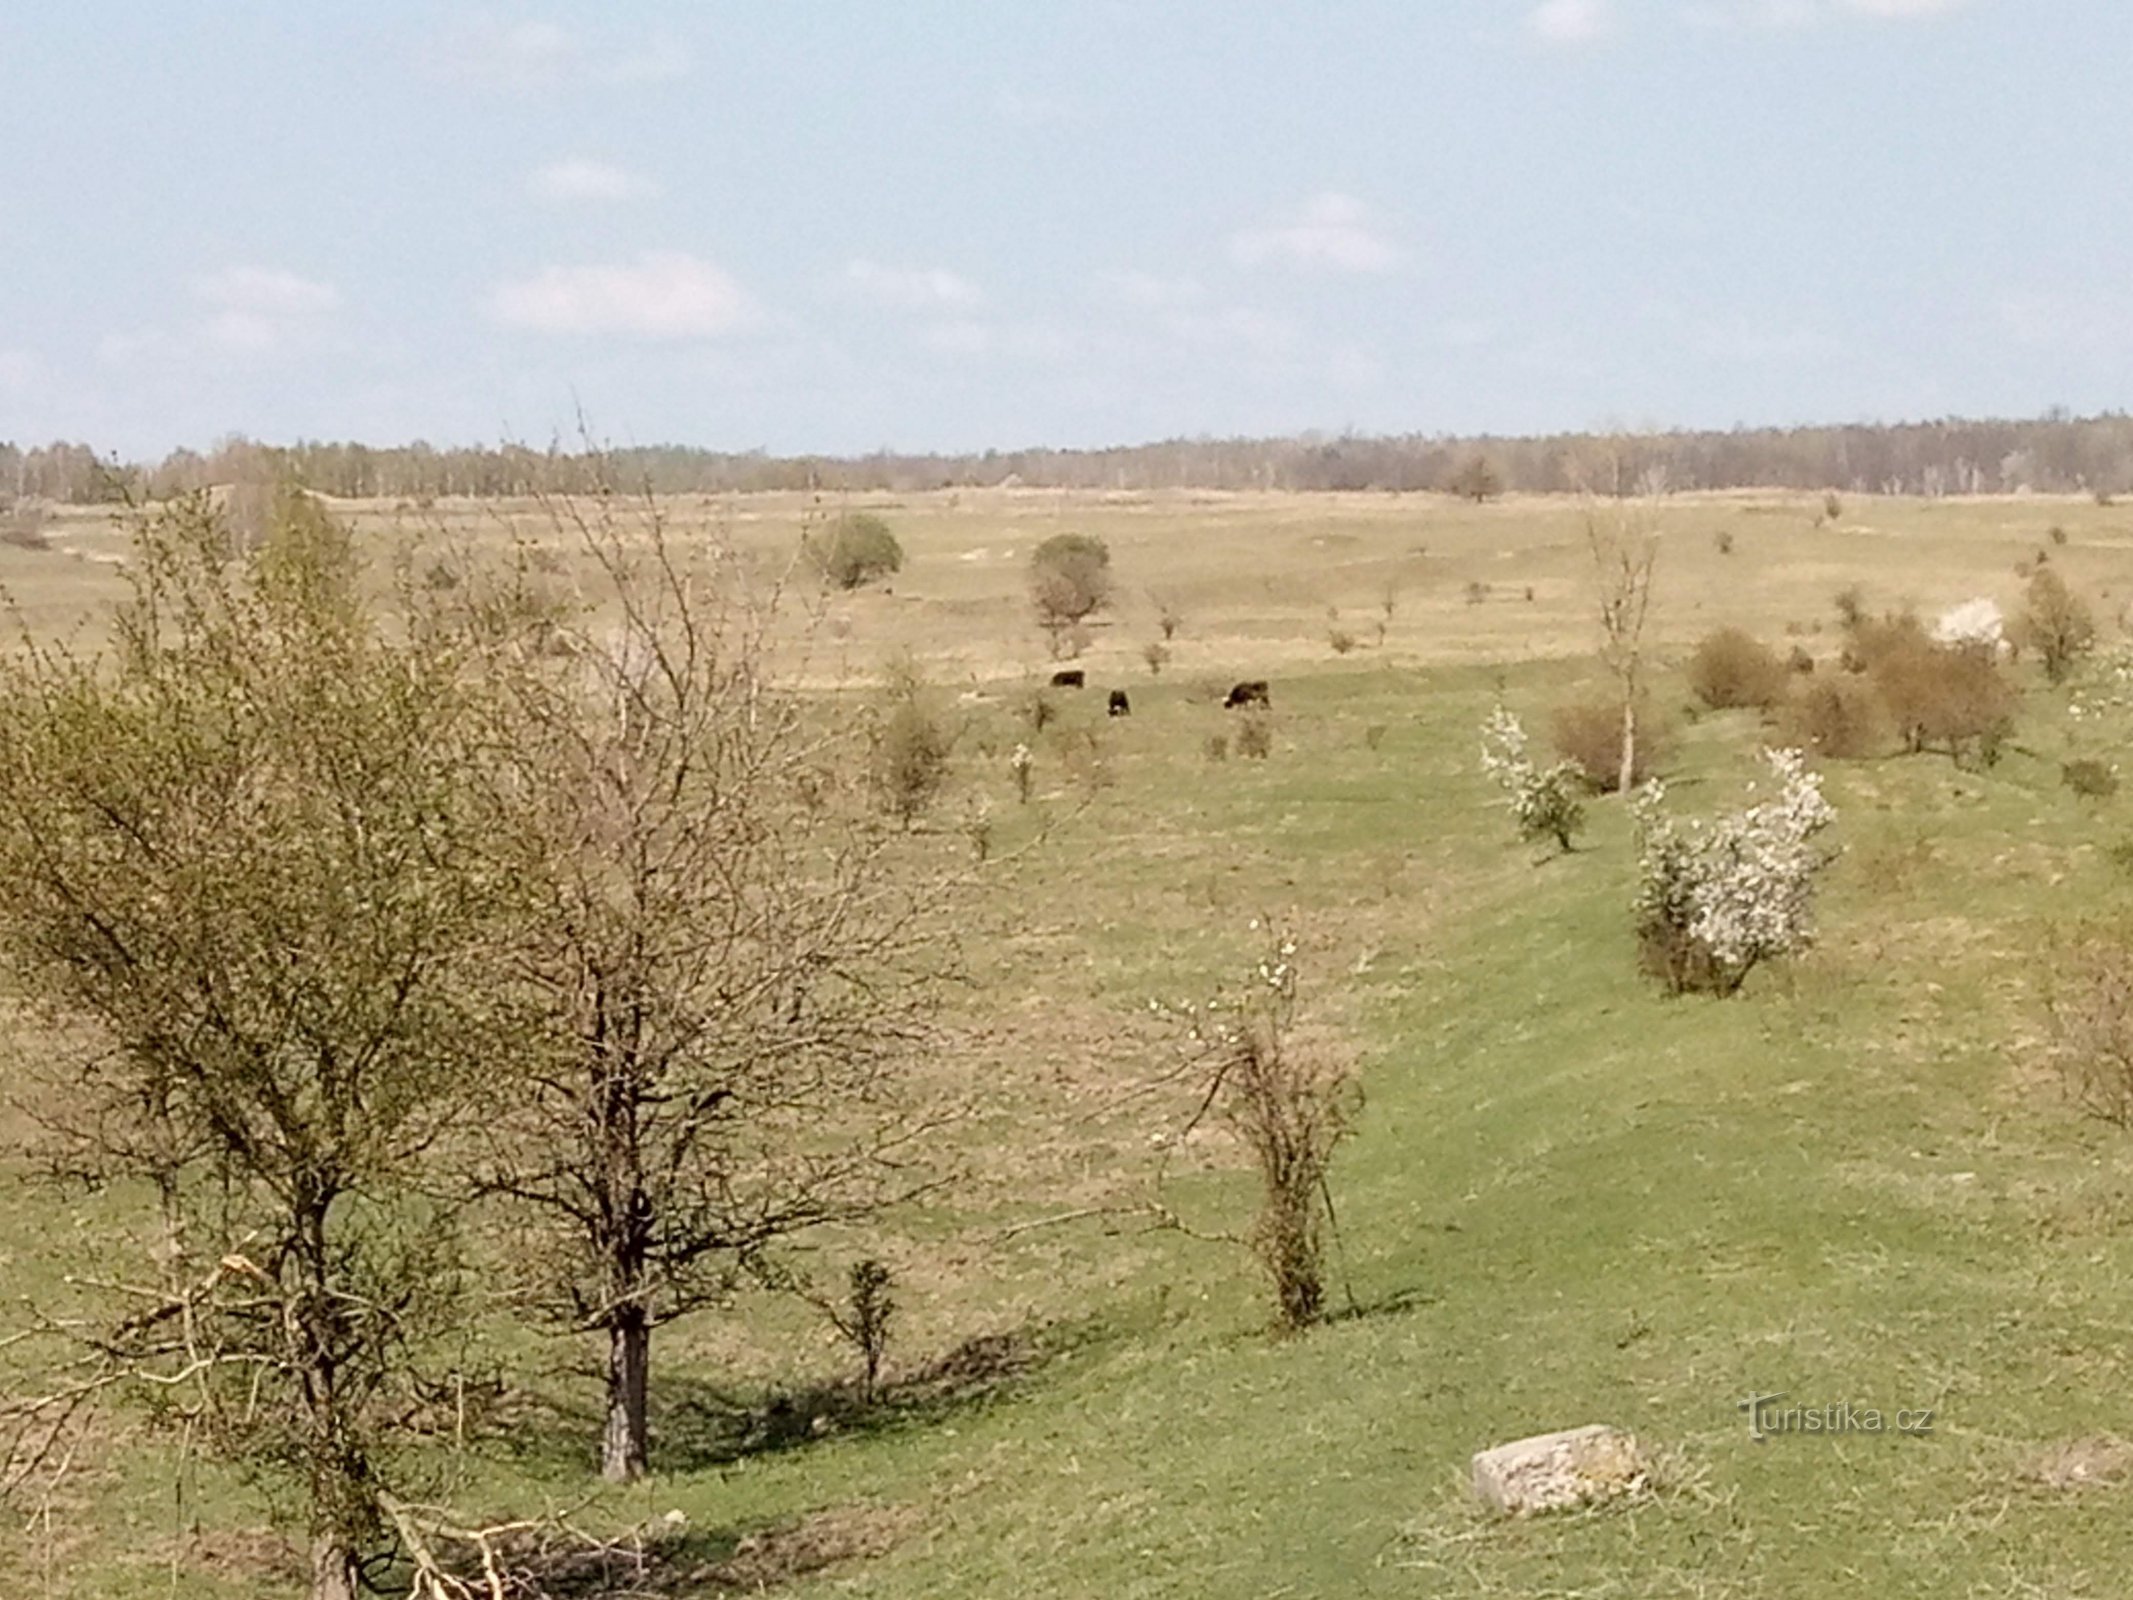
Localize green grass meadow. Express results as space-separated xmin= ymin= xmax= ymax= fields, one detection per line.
xmin=8 ymin=492 xmax=2133 ymax=1597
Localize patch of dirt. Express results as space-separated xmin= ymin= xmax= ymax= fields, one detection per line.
xmin=705 ymin=1504 xmax=920 ymax=1590
xmin=2021 ymin=1435 xmax=2133 ymax=1492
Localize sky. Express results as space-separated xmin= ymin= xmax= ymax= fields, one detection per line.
xmin=1 ymin=1 xmax=2128 ymax=459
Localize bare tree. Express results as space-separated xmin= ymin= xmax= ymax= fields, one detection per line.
xmin=0 ymin=491 xmax=514 ymax=1600
xmin=465 ymin=493 xmax=953 ymax=1483
xmin=1580 ymin=484 xmax=1663 ymax=796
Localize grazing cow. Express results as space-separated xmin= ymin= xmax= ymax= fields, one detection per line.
xmin=1050 ymin=669 xmax=1086 ymax=688
xmin=1107 ymin=689 xmax=1131 ymax=717
xmin=1223 ymin=679 xmax=1270 ymax=709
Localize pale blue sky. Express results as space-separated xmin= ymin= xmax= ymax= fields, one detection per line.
xmin=1 ymin=1 xmax=2126 ymax=458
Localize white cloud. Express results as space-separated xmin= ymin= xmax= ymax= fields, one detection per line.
xmin=1841 ymin=0 xmax=1967 ymax=15
xmin=194 ymin=266 xmax=341 ymax=316
xmin=1530 ymin=0 xmax=1617 ymax=44
xmin=601 ymin=38 xmax=691 ymax=84
xmin=528 ymin=159 xmax=661 ymax=203
xmin=190 ymin=266 xmax=342 ymax=352
xmin=1229 ymin=193 xmax=1400 ymax=274
xmin=1095 ymin=270 xmax=1205 ymax=309
xmin=1684 ymin=0 xmax=1967 ymax=24
xmin=0 ymin=349 xmax=42 ymax=393
xmin=990 ymin=88 xmax=1073 ymax=127
xmin=483 ymin=252 xmax=754 ymax=338
xmin=424 ymin=16 xmax=689 ymax=90
xmin=840 ymin=259 xmax=983 ymax=310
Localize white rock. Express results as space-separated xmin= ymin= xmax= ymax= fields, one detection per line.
xmin=1470 ymin=1424 xmax=1648 ymax=1515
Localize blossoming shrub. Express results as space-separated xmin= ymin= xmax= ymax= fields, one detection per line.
xmin=1479 ymin=707 xmax=1586 ymax=853
xmin=1155 ymin=925 xmax=1360 ymax=1332
xmin=1632 ymin=748 xmax=1836 ymax=996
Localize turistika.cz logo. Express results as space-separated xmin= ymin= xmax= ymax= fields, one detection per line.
xmin=1737 ymin=1391 xmax=1935 ymax=1441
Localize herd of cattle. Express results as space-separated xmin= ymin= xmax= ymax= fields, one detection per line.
xmin=1045 ymin=670 xmax=1271 ymax=718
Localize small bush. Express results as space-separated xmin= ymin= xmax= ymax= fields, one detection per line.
xmin=1549 ymin=697 xmax=1667 ymax=792
xmin=1445 ymin=453 xmax=1504 ymax=503
xmin=806 ymin=512 xmax=905 ymax=589
xmin=1823 ymin=491 xmax=1844 ymax=523
xmin=1632 ymin=749 xmax=1836 ymax=997
xmin=1872 ymin=637 xmax=2017 ymax=764
xmin=2050 ymin=524 xmax=2070 ymax=546
xmin=2045 ymin=929 xmax=2133 ymax=1126
xmin=1328 ymin=628 xmax=1358 ymax=656
xmin=1142 ymin=641 xmax=1170 ymax=676
xmin=1158 ymin=927 xmax=1361 ymax=1333
xmin=1713 ymin=529 xmax=1734 ymax=556
xmin=1204 ymin=733 xmax=1229 ymax=763
xmin=1480 ymin=707 xmax=1586 ymax=854
xmin=1235 ymin=712 xmax=1273 ymax=760
xmin=871 ymin=661 xmax=954 ymax=827
xmin=1839 ymin=607 xmax=1929 ymax=675
xmin=1464 ymin=580 xmax=1491 ymax=606
xmin=826 ymin=1260 xmax=895 ymax=1404
xmin=0 ymin=499 xmax=52 ymax=551
xmin=1689 ymin=628 xmax=1789 ymax=711
xmin=1363 ymin=723 xmax=1387 ymax=752
xmin=1018 ymin=688 xmax=1058 ymax=733
xmin=1832 ymin=584 xmax=1867 ymax=630
xmin=1781 ymin=676 xmax=1884 ymax=759
xmin=1787 ymin=646 xmax=1815 ymax=675
xmin=2064 ymin=759 xmax=2119 ymax=800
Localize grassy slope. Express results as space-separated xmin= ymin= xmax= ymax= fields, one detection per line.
xmin=8 ymin=493 xmax=2133 ymax=1596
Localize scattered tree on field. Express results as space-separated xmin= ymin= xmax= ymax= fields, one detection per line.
xmin=0 ymin=490 xmax=516 ymax=1600
xmin=1029 ymin=533 xmax=1113 ymax=656
xmin=1580 ymin=493 xmax=1663 ymax=796
xmin=462 ymin=496 xmax=954 ymax=1484
xmin=2022 ymin=567 xmax=2097 ymax=685
xmin=805 ymin=511 xmax=905 ymax=589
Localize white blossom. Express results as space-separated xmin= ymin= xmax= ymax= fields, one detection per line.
xmin=1934 ymin=597 xmax=2004 ymax=651
xmin=1479 ymin=705 xmax=1586 ymax=853
xmin=1633 ymin=748 xmax=1835 ymax=994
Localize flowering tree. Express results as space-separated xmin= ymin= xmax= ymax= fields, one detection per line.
xmin=1479 ymin=706 xmax=1586 ymax=854
xmin=1933 ymin=597 xmax=2006 ymax=652
xmin=1631 ymin=748 xmax=1836 ymax=996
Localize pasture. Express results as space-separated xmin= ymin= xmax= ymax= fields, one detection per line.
xmin=7 ymin=488 xmax=2133 ymax=1598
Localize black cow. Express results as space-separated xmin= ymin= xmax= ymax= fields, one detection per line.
xmin=1050 ymin=669 xmax=1086 ymax=688
xmin=1223 ymin=679 xmax=1270 ymax=709
xmin=1107 ymin=689 xmax=1131 ymax=717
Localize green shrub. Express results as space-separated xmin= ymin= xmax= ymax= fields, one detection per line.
xmin=1689 ymin=628 xmax=1788 ymax=711
xmin=806 ymin=512 xmax=905 ymax=589
xmin=2064 ymin=759 xmax=2120 ymax=800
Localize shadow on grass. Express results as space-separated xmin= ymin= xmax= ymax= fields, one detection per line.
xmin=486 ymin=1324 xmax=1057 ymax=1478
xmin=402 ymin=1502 xmax=921 ymax=1598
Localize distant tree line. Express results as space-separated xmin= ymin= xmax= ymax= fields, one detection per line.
xmin=10 ymin=408 xmax=2133 ymax=504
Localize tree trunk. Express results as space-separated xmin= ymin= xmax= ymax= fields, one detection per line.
xmin=601 ymin=1310 xmax=651 ymax=1482
xmin=1617 ymin=692 xmax=1638 ymax=796
xmin=310 ymin=1536 xmax=359 ymax=1600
